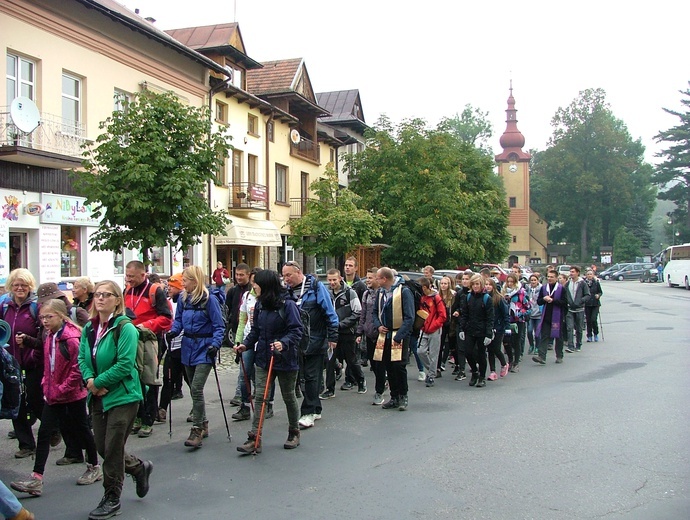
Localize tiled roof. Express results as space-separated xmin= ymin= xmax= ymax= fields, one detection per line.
xmin=247 ymin=58 xmax=302 ymax=95
xmin=166 ymin=23 xmax=240 ymax=51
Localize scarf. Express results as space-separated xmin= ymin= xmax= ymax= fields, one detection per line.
xmin=536 ymin=283 xmax=563 ymax=339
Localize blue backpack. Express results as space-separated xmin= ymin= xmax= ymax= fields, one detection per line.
xmin=0 ymin=346 xmax=22 ymax=419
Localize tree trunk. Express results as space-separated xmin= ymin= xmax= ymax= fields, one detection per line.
xmin=580 ymin=217 xmax=588 ymax=261
xmin=141 ymin=243 xmax=151 ymax=267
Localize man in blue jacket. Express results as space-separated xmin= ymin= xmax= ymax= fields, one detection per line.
xmin=373 ymin=267 xmax=415 ymax=411
xmin=282 ymin=261 xmax=339 ymax=429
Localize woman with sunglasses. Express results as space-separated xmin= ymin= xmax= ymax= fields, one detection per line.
xmin=1 ymin=268 xmax=43 ymax=459
xmin=78 ymin=281 xmax=153 ymax=520
xmin=10 ymin=299 xmax=101 ymax=497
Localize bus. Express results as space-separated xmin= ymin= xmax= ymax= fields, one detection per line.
xmin=662 ymin=243 xmax=690 ymax=289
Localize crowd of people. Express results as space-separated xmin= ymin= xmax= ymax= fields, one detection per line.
xmin=0 ymin=258 xmax=604 ymax=519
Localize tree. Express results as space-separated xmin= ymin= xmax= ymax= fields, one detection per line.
xmin=75 ymin=91 xmax=231 ymax=263
xmin=530 ymin=88 xmax=652 ymax=259
xmin=613 ymin=227 xmax=641 ymax=262
xmin=347 ymin=117 xmax=510 ymax=269
xmin=653 ymin=81 xmax=690 ymax=244
xmin=437 ymin=104 xmax=494 ymax=155
xmin=287 ymin=164 xmax=384 ymax=259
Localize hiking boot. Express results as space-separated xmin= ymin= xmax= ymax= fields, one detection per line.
xmin=454 ymin=371 xmax=466 ymax=381
xmin=487 ymin=371 xmax=498 ymax=381
xmin=184 ymin=427 xmax=203 ymax=448
xmin=50 ymin=431 xmax=62 ymax=447
xmin=532 ymin=356 xmax=546 ymax=365
xmin=88 ymin=493 xmax=121 ymax=520
xmin=14 ymin=448 xmax=35 ymax=459
xmin=56 ymin=456 xmax=84 ymax=466
xmin=340 ymin=381 xmax=354 ymax=391
xmin=298 ymin=414 xmax=315 ymax=429
xmin=500 ymin=364 xmax=509 ymax=377
xmin=265 ymin=404 xmax=274 ymax=419
xmin=229 ymin=394 xmax=243 ymax=407
xmin=398 ymin=395 xmax=409 ymax=411
xmin=202 ymin=421 xmax=209 ymax=438
xmin=372 ymin=393 xmax=384 ymax=405
xmin=137 ymin=424 xmax=153 ymax=438
xmin=9 ymin=507 xmax=34 ymax=520
xmin=319 ymin=390 xmax=335 ymax=400
xmin=155 ymin=408 xmax=166 ymax=423
xmin=131 ymin=417 xmax=142 ymax=433
xmin=382 ymin=398 xmax=399 ymax=409
xmin=77 ymin=464 xmax=103 ymax=485
xmin=10 ymin=475 xmax=43 ymax=496
xmin=476 ymin=378 xmax=486 ymax=388
xmin=132 ymin=460 xmax=153 ymax=498
xmin=232 ymin=405 xmax=251 ymax=421
xmin=469 ymin=373 xmax=479 ymax=386
xmin=284 ymin=428 xmax=300 ymax=449
xmin=357 ymin=380 xmax=367 ymax=394
xmin=237 ymin=431 xmax=260 ymax=454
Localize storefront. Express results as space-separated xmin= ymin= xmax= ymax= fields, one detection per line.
xmin=214 ymin=216 xmax=282 ymax=273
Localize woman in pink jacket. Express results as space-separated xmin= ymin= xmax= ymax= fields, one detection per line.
xmin=11 ymin=299 xmax=101 ymax=497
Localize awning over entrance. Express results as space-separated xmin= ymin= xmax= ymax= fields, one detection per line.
xmin=214 ymin=216 xmax=282 ymax=247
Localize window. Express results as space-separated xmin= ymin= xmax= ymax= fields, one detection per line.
xmin=248 ymin=154 xmax=258 ymax=185
xmin=217 ymin=155 xmax=228 ymax=186
xmin=62 ymin=72 xmax=82 ymax=135
xmin=509 ymin=197 xmax=517 ymax=208
xmin=513 ymin=235 xmax=517 ymax=243
xmin=275 ymin=164 xmax=288 ymax=203
xmin=267 ymin=121 xmax=274 ymax=142
xmin=61 ymin=226 xmax=82 ymax=277
xmin=6 ymin=54 xmax=35 ymax=105
xmin=247 ymin=114 xmax=258 ymax=136
xmin=114 ymin=89 xmax=130 ymax=113
xmin=216 ymin=101 xmax=227 ymax=123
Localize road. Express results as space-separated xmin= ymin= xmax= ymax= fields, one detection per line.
xmin=1 ymin=281 xmax=689 ymax=520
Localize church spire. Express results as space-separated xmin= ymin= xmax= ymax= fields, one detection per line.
xmin=495 ymin=83 xmax=530 ymax=161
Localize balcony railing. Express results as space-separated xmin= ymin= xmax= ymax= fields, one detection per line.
xmin=0 ymin=108 xmax=89 ymax=159
xmin=289 ymin=197 xmax=314 ymax=218
xmin=290 ymin=135 xmax=320 ymax=163
xmin=228 ymin=181 xmax=268 ymax=211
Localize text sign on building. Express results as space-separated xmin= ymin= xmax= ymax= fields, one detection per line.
xmin=40 ymin=194 xmax=99 ymax=226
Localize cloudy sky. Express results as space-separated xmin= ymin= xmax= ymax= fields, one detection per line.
xmin=130 ymin=0 xmax=689 ymax=163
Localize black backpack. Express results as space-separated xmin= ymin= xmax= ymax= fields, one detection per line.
xmin=0 ymin=346 xmax=22 ymax=420
xmin=402 ymin=279 xmax=424 ymax=332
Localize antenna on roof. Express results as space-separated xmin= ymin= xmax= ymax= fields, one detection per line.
xmin=233 ymin=0 xmax=237 ymax=22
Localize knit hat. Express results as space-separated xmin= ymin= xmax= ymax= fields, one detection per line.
xmin=167 ymin=273 xmax=184 ymax=291
xmin=36 ymin=282 xmax=67 ymax=304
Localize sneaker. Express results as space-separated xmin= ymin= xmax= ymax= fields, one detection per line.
xmin=340 ymin=381 xmax=354 ymax=391
xmin=314 ymin=413 xmax=322 ymax=421
xmin=500 ymin=363 xmax=510 ymax=377
xmin=451 ymin=366 xmax=460 ymax=376
xmin=231 ymin=405 xmax=251 ymax=421
xmin=335 ymin=363 xmax=344 ymax=381
xmin=132 ymin=460 xmax=153 ymax=497
xmin=532 ymin=356 xmax=546 ymax=365
xmin=439 ymin=363 xmax=446 ymax=371
xmin=171 ymin=390 xmax=184 ymax=400
xmin=487 ymin=371 xmax=498 ymax=381
xmin=586 ymin=336 xmax=592 ymax=342
xmin=469 ymin=373 xmax=478 ymax=386
xmin=265 ymin=403 xmax=274 ymax=419
xmin=298 ymin=414 xmax=315 ymax=429
xmin=77 ymin=464 xmax=103 ymax=485
xmin=88 ymin=493 xmax=121 ymax=520
xmin=229 ymin=395 xmax=243 ymax=407
xmin=425 ymin=376 xmax=435 ymax=388
xmin=381 ymin=398 xmax=399 ymax=409
xmin=398 ymin=395 xmax=409 ymax=411
xmin=565 ymin=347 xmax=574 ymax=353
xmin=509 ymin=364 xmax=520 ymax=373
xmin=10 ymin=475 xmax=43 ymax=496
xmin=594 ymin=335 xmax=599 ymax=342
xmin=56 ymin=456 xmax=84 ymax=466
xmin=131 ymin=417 xmax=142 ymax=433
xmin=555 ymin=357 xmax=564 ymax=364
xmin=454 ymin=371 xmax=466 ymax=381
xmin=14 ymin=448 xmax=35 ymax=459
xmin=155 ymin=408 xmax=166 ymax=423
xmin=357 ymin=381 xmax=367 ymax=394
xmin=476 ymin=378 xmax=486 ymax=388
xmin=319 ymin=390 xmax=335 ymax=400
xmin=417 ymin=371 xmax=426 ymax=382
xmin=575 ymin=346 xmax=582 ymax=352
xmin=138 ymin=424 xmax=153 ymax=438
xmin=372 ymin=393 xmax=384 ymax=405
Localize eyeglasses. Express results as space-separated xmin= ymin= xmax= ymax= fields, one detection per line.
xmin=284 ymin=261 xmax=301 ymax=271
xmin=94 ymin=291 xmax=116 ymax=299
xmin=11 ymin=283 xmax=29 ymax=289
xmin=38 ymin=314 xmax=57 ymax=321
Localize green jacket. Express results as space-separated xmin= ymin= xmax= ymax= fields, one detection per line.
xmin=78 ymin=314 xmax=142 ymax=412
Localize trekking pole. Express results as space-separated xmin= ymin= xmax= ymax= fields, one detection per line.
xmin=598 ymin=308 xmax=605 ymax=342
xmin=254 ymin=349 xmax=275 ymax=453
xmin=211 ymin=359 xmax=232 ymax=442
xmin=239 ymin=353 xmax=255 ymax=413
xmin=167 ymin=355 xmax=173 ymax=439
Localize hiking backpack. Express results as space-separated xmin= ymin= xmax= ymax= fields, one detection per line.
xmin=402 ymin=279 xmax=425 ymax=332
xmin=112 ymin=319 xmax=161 ymax=386
xmin=0 ymin=346 xmax=22 ymax=419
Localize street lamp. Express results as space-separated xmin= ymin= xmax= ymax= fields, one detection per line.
xmin=668 ymin=218 xmax=677 ymax=245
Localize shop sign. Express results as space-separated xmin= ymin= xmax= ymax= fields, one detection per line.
xmin=40 ymin=194 xmax=99 ymax=226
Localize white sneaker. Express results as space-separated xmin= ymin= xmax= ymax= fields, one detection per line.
xmin=417 ymin=371 xmax=426 ymax=382
xmin=314 ymin=413 xmax=322 ymax=421
xmin=77 ymin=464 xmax=103 ymax=485
xmin=298 ymin=414 xmax=315 ymax=429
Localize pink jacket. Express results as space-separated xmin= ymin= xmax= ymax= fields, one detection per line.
xmin=41 ymin=321 xmax=87 ymax=405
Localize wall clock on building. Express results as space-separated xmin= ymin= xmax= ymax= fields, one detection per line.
xmin=508 ymin=164 xmax=518 ymax=172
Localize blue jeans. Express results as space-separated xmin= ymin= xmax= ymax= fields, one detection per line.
xmin=410 ymin=333 xmax=424 ymax=371
xmin=0 ymin=479 xmax=23 ymax=518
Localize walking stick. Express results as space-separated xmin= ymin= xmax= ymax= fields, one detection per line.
xmin=254 ymin=351 xmax=275 ymax=453
xmin=211 ymin=359 xmax=232 ymax=442
xmin=598 ymin=307 xmax=605 ymax=342
xmin=167 ymin=354 xmax=173 ymax=439
xmin=239 ymin=353 xmax=255 ymax=412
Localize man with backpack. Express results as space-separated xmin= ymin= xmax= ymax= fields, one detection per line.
xmin=124 ymin=261 xmax=173 ymax=438
xmin=224 ymin=263 xmax=251 ymax=405
xmin=282 ymin=261 xmax=338 ymax=429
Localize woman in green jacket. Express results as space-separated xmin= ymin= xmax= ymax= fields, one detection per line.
xmin=78 ymin=280 xmax=153 ymax=520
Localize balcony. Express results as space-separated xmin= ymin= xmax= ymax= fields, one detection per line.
xmin=290 ymin=134 xmax=320 ymax=163
xmin=289 ymin=197 xmax=314 ymax=218
xmin=228 ymin=181 xmax=268 ymax=212
xmin=0 ymin=108 xmax=89 ymax=168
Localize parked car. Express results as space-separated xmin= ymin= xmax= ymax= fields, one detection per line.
xmin=639 ymin=268 xmax=659 ymax=283
xmin=474 ymin=264 xmax=508 ymax=283
xmin=599 ymin=263 xmax=631 ymax=280
xmin=557 ymin=264 xmax=571 ymax=276
xmin=610 ymin=263 xmax=655 ymax=281
xmin=434 ymin=269 xmax=464 ymax=279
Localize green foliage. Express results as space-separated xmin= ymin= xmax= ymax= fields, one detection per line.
xmin=437 ymin=104 xmax=494 ymax=156
xmin=347 ymin=117 xmax=510 ymax=269
xmin=653 ymin=81 xmax=690 ymax=244
xmin=287 ymin=164 xmax=384 ymax=258
xmin=613 ymin=227 xmax=641 ymax=262
xmin=74 ymin=91 xmax=231 ymax=262
xmin=531 ymin=88 xmax=653 ymax=258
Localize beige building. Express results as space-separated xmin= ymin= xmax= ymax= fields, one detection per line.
xmin=495 ymin=86 xmax=548 ymax=266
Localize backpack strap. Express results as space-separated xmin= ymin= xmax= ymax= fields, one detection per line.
xmin=58 ymin=339 xmax=71 ymax=361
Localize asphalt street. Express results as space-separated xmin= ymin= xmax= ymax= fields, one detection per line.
xmin=1 ymin=280 xmax=688 ymax=520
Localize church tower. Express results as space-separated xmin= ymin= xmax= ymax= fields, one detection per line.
xmin=495 ymin=84 xmax=547 ymax=266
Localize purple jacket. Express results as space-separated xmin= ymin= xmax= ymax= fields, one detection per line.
xmin=42 ymin=321 xmax=87 ymax=405
xmin=3 ymin=294 xmax=42 ymax=370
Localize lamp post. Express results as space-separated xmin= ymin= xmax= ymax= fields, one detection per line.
xmin=668 ymin=218 xmax=676 ymax=245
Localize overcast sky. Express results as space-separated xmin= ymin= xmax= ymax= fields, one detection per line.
xmin=130 ymin=0 xmax=689 ymax=164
